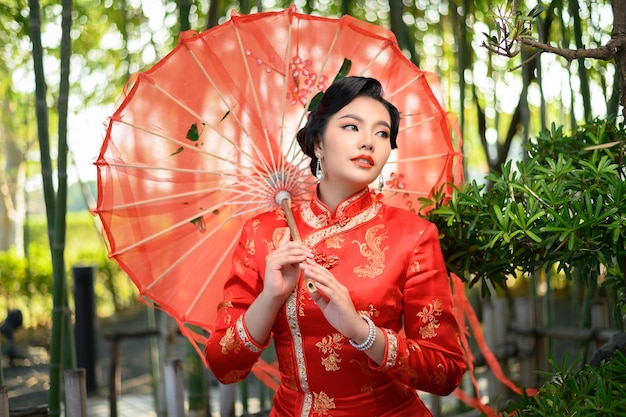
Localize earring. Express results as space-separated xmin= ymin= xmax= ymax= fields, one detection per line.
xmin=378 ymin=173 xmax=384 ymax=191
xmin=315 ymin=155 xmax=325 ymax=181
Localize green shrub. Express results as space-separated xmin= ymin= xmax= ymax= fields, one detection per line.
xmin=505 ymin=350 xmax=626 ymax=416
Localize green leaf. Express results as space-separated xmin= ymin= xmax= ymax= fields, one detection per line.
xmin=308 ymin=58 xmax=352 ymax=112
xmin=186 ymin=122 xmax=206 ymax=141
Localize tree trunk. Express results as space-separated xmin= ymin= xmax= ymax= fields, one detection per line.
xmin=0 ymin=129 xmax=26 ymax=254
xmin=612 ymin=0 xmax=626 ymax=120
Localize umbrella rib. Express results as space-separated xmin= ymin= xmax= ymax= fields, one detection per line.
xmin=145 ymin=81 xmax=279 ymax=180
xmin=386 ymin=74 xmax=423 ymax=101
xmin=114 ymin=118 xmax=259 ymax=170
xmin=233 ymin=22 xmax=278 ymax=174
xmin=109 ymin=194 xmax=267 ymax=259
xmin=185 ymin=45 xmax=251 ymax=138
xmin=375 ymin=187 xmax=430 ymax=198
xmin=144 ymin=201 xmax=265 ymax=294
xmin=386 ymin=152 xmax=452 ymax=164
xmin=185 ymin=42 xmax=294 ymax=185
xmin=398 ymin=114 xmax=441 ymax=133
xmin=144 ymin=209 xmax=239 ymax=292
xmin=278 ymin=15 xmax=293 ymax=179
xmin=184 ymin=236 xmax=239 ymax=316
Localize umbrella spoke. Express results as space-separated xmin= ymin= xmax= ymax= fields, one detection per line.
xmin=145 ymin=202 xmax=251 ymax=292
xmin=233 ymin=22 xmax=279 ymax=175
xmin=184 ymin=235 xmax=239 ymax=317
xmin=387 ymin=152 xmax=454 ymax=164
xmin=398 ymin=114 xmax=440 ymax=133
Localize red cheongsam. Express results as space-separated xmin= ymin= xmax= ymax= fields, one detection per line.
xmin=205 ymin=188 xmax=466 ymax=416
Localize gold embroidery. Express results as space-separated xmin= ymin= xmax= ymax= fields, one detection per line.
xmin=251 ymin=219 xmax=260 ymax=233
xmin=312 ymin=391 xmax=336 ymax=416
xmin=268 ymin=227 xmax=286 ymax=252
xmin=298 ymin=281 xmax=307 ymax=316
xmin=431 ymin=362 xmax=447 ymax=386
xmin=236 ymin=315 xmax=263 ymax=352
xmin=222 ymin=369 xmax=249 ymax=384
xmin=286 ymin=292 xmax=311 ymax=397
xmin=301 ymin=201 xmax=381 ymax=248
xmin=234 ymin=256 xmax=246 ymax=275
xmin=352 ymin=224 xmax=388 ymax=278
xmin=325 ymin=234 xmax=344 ymax=249
xmin=417 ymin=299 xmax=443 ymax=339
xmin=219 ymin=327 xmax=241 ymax=355
xmin=358 ymin=304 xmax=380 ymax=319
xmin=244 ymin=238 xmax=255 ymax=256
xmin=275 ymin=208 xmax=287 ymax=222
xmin=385 ymin=329 xmax=398 ymax=368
xmin=315 ymin=333 xmax=343 ymax=371
xmin=410 ymin=249 xmax=421 ymax=272
xmin=217 ymin=296 xmax=233 ymax=325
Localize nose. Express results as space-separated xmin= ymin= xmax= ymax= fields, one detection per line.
xmin=360 ymin=140 xmax=374 ymax=152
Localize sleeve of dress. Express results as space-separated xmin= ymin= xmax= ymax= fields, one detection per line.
xmin=371 ymin=222 xmax=467 ymax=395
xmin=204 ymin=219 xmax=270 ymax=384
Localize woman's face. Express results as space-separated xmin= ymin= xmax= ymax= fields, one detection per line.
xmin=316 ymin=96 xmax=392 ymax=194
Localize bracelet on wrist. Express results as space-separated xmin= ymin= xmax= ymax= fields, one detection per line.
xmin=349 ymin=314 xmax=376 ymax=351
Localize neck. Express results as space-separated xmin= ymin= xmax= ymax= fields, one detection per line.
xmin=317 ymin=182 xmax=366 ymax=212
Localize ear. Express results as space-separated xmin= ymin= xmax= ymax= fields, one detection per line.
xmin=314 ymin=140 xmax=324 ymax=158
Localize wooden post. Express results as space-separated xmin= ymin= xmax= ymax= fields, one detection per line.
xmin=483 ymin=298 xmax=511 ymax=407
xmin=1 ymin=385 xmax=10 ymax=417
xmin=515 ymin=297 xmax=536 ymax=388
xmin=164 ymin=359 xmax=185 ymax=417
xmin=108 ymin=337 xmax=121 ymax=417
xmin=64 ymin=369 xmax=87 ymax=417
xmin=104 ymin=329 xmax=160 ymax=417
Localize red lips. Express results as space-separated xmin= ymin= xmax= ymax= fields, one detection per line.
xmin=351 ymin=154 xmax=374 ymax=168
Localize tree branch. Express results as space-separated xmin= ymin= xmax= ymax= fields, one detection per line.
xmin=522 ymin=36 xmax=626 ymax=62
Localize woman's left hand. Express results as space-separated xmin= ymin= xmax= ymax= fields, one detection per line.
xmin=300 ymin=259 xmax=364 ymax=341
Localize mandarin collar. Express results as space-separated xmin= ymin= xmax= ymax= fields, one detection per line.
xmin=310 ymin=187 xmax=375 ymax=227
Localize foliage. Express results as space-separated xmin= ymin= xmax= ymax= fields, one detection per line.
xmin=423 ymin=119 xmax=626 ymax=309
xmin=0 ymin=212 xmax=138 ymax=326
xmin=505 ymin=350 xmax=626 ymax=416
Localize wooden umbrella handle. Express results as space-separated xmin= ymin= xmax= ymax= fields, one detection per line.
xmin=280 ymin=197 xmax=317 ymax=293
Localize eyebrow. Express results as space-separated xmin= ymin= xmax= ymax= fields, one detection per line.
xmin=338 ymin=114 xmax=391 ymax=129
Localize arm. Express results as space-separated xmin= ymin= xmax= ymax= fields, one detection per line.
xmin=205 ymin=221 xmax=312 ymax=383
xmin=374 ymin=223 xmax=466 ymax=395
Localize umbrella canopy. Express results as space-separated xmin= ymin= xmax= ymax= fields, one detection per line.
xmin=94 ymin=6 xmax=463 ymax=361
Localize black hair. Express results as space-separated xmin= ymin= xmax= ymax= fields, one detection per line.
xmin=296 ymin=76 xmax=400 ymax=176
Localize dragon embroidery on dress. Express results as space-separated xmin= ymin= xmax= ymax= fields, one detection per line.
xmin=219 ymin=327 xmax=241 ymax=355
xmin=315 ymin=333 xmax=344 ymax=371
xmin=417 ymin=299 xmax=443 ymax=339
xmin=352 ymin=224 xmax=388 ymax=278
xmin=312 ymin=391 xmax=336 ymax=416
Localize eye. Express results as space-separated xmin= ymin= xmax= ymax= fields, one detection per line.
xmin=376 ymin=130 xmax=390 ymax=139
xmin=341 ymin=124 xmax=358 ymax=131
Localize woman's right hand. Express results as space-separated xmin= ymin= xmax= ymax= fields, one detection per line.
xmin=262 ymin=228 xmax=313 ymax=302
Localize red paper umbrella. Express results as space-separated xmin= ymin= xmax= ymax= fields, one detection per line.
xmin=94 ymin=6 xmax=463 ymax=362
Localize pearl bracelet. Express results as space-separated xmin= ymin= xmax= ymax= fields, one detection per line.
xmin=349 ymin=314 xmax=376 ymax=351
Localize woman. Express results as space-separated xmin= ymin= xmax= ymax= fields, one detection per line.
xmin=205 ymin=76 xmax=466 ymax=416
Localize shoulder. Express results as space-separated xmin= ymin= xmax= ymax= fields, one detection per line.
xmin=383 ymin=205 xmax=437 ymax=231
xmin=242 ymin=208 xmax=288 ymax=235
